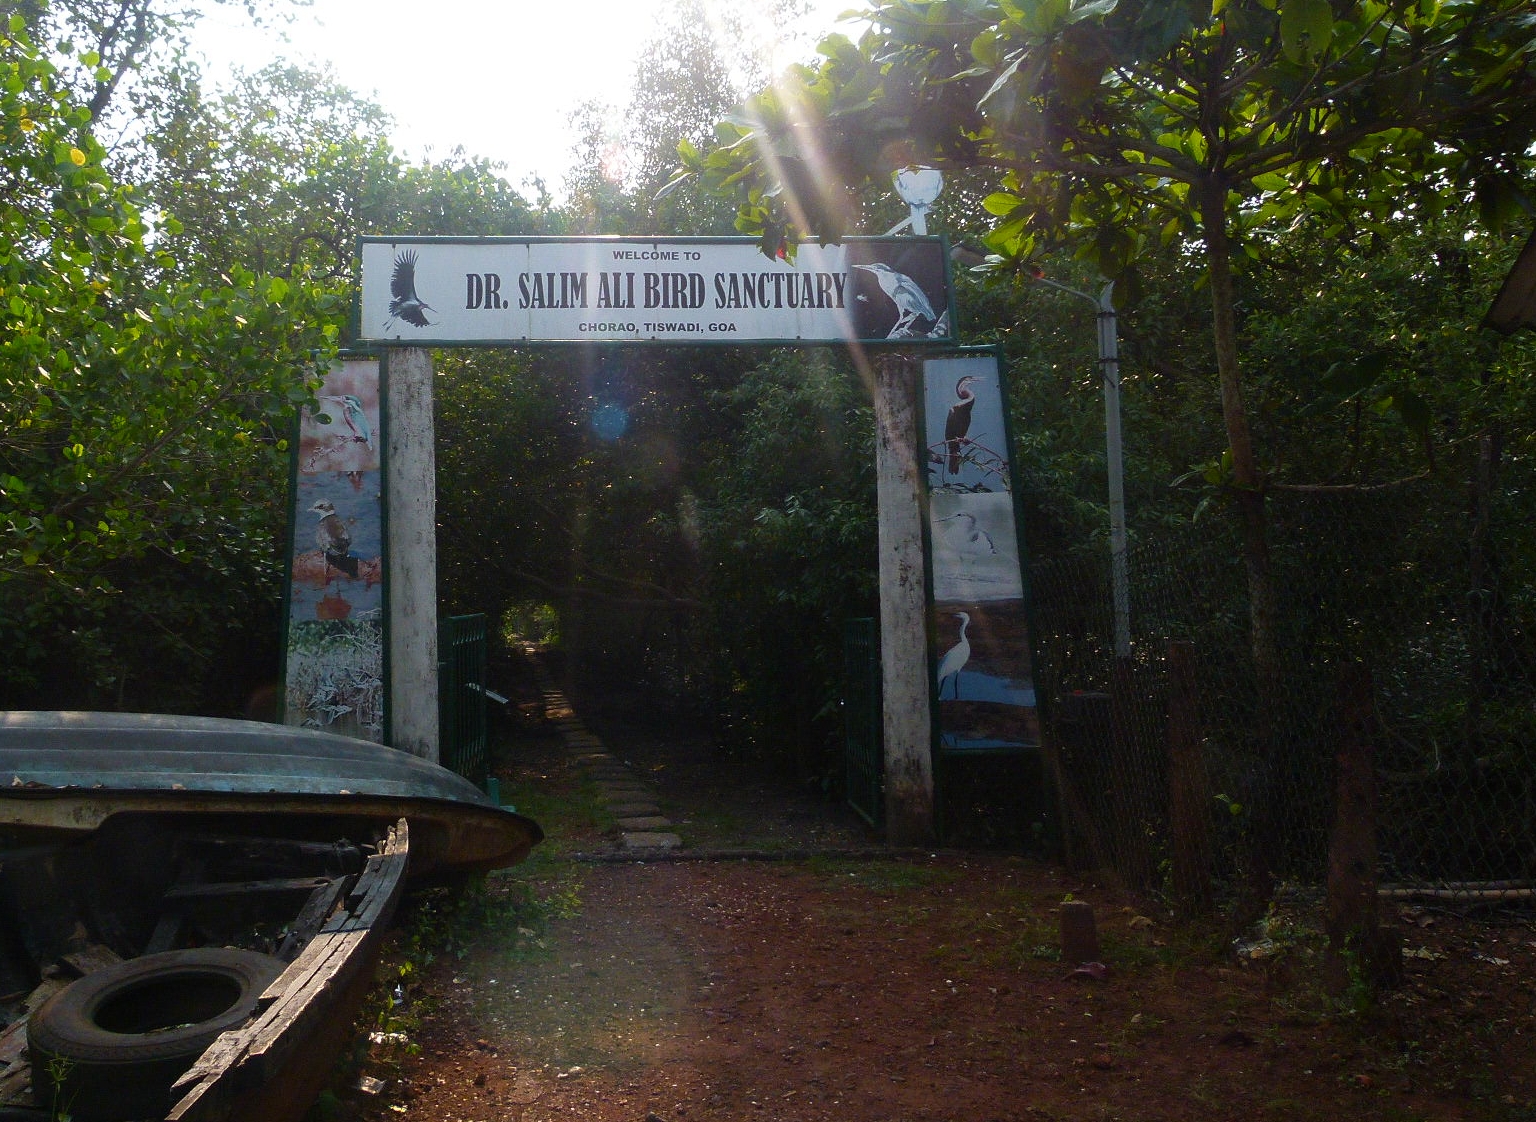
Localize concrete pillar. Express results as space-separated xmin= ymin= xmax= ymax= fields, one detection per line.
xmin=386 ymin=347 xmax=439 ymax=761
xmin=872 ymin=352 xmax=935 ymax=844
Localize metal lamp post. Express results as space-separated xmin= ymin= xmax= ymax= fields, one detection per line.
xmin=1033 ymin=276 xmax=1131 ymax=659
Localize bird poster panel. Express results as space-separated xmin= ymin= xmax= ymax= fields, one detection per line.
xmin=922 ymin=352 xmax=1039 ymax=751
xmin=281 ymin=356 xmax=386 ymax=743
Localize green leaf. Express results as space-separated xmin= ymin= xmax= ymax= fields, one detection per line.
xmin=1390 ymin=388 xmax=1432 ymax=438
xmin=1067 ymin=0 xmax=1119 ymax=23
xmin=1319 ymin=351 xmax=1390 ymax=398
xmin=1280 ymin=0 xmax=1333 ymax=65
xmin=982 ymin=192 xmax=1024 ymax=217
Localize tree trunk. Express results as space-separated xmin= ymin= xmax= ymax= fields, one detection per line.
xmin=1198 ymin=176 xmax=1279 ymax=698
xmin=1166 ymin=640 xmax=1213 ymax=917
xmin=1198 ymin=177 xmax=1281 ymax=908
xmin=1324 ymin=662 xmax=1402 ymax=996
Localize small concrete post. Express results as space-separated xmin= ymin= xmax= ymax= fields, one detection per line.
xmin=1060 ymin=900 xmax=1100 ymax=965
xmin=872 ymin=352 xmax=935 ymax=845
xmin=386 ymin=347 xmax=440 ymax=761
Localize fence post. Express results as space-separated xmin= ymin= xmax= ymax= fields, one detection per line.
xmin=1324 ymin=661 xmax=1402 ymax=995
xmin=1166 ymin=640 xmax=1213 ymax=916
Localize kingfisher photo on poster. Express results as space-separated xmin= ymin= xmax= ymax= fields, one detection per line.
xmin=923 ymin=354 xmax=1039 ymax=751
xmin=282 ymin=357 xmax=386 ymax=742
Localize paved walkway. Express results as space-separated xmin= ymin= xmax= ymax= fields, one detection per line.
xmin=523 ymin=646 xmax=684 ymax=854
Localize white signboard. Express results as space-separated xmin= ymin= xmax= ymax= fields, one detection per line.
xmin=358 ymin=237 xmax=953 ymax=345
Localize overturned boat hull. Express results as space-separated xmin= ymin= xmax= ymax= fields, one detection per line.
xmin=0 ymin=712 xmax=542 ymax=1122
xmin=0 ymin=712 xmax=542 ymax=877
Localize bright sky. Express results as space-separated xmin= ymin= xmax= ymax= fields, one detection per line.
xmin=190 ymin=0 xmax=859 ymax=197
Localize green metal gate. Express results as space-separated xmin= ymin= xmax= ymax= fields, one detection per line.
xmin=843 ymin=617 xmax=883 ymax=827
xmin=439 ymin=613 xmax=488 ymax=789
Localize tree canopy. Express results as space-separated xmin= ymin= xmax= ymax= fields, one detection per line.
xmin=673 ymin=0 xmax=1536 ymax=708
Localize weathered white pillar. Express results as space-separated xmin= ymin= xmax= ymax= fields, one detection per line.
xmin=872 ymin=352 xmax=935 ymax=844
xmin=386 ymin=347 xmax=439 ymax=761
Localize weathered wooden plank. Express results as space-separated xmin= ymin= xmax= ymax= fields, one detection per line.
xmin=145 ymin=909 xmax=186 ymax=954
xmin=277 ymin=876 xmax=355 ymax=962
xmin=0 ymin=1015 xmax=33 ymax=1107
xmin=0 ymin=1015 xmax=28 ymax=1066
xmin=165 ymin=876 xmax=333 ymax=901
xmin=23 ymin=978 xmax=66 ymax=1013
xmin=168 ymin=821 xmax=409 ymax=1122
xmin=326 ymin=855 xmax=407 ymax=934
xmin=0 ymin=1062 xmax=32 ymax=1107
xmin=243 ymin=932 xmax=368 ymax=1076
xmin=59 ymin=943 xmax=122 ymax=978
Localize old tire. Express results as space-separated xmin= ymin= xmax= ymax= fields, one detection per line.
xmin=27 ymin=948 xmax=286 ymax=1122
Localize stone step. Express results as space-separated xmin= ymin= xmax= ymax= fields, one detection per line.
xmin=607 ymin=802 xmax=662 ymax=817
xmin=615 ymin=815 xmax=673 ymax=831
xmin=620 ymin=832 xmax=682 ymax=851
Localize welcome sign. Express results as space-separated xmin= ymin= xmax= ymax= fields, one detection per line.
xmin=357 ymin=236 xmax=954 ymax=345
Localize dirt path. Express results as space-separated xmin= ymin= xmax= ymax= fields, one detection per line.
xmin=335 ymin=677 xmax=1536 ymax=1122
xmin=351 ymin=846 xmax=1536 ymax=1122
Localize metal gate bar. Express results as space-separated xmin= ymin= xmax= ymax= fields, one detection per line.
xmin=843 ymin=617 xmax=883 ymax=827
xmin=439 ymin=613 xmax=488 ymax=788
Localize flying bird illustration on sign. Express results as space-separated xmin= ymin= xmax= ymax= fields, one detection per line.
xmin=384 ymin=250 xmax=434 ymax=330
xmin=854 ymin=262 xmax=944 ymax=338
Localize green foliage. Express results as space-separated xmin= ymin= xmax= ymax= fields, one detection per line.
xmin=693 ymin=349 xmax=878 ymax=774
xmin=680 ymin=2 xmax=1536 ymax=798
xmin=41 ymin=1052 xmax=77 ymax=1122
xmin=688 ymin=0 xmax=1536 ymax=265
xmin=0 ymin=18 xmax=344 ymax=706
xmin=680 ymin=0 xmax=1536 ymax=486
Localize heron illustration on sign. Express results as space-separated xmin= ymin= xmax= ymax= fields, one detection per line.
xmin=854 ymin=262 xmax=945 ymax=338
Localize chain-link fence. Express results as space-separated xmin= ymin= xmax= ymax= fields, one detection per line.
xmin=1028 ymin=480 xmax=1536 ymax=909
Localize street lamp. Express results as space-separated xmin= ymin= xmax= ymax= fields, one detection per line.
xmin=1032 ymin=275 xmax=1131 ymax=659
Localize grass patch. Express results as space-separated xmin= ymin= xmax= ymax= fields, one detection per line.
xmin=673 ymin=806 xmax=748 ymax=848
xmin=498 ymin=772 xmax=614 ymax=859
xmin=805 ymin=857 xmax=961 ymax=893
